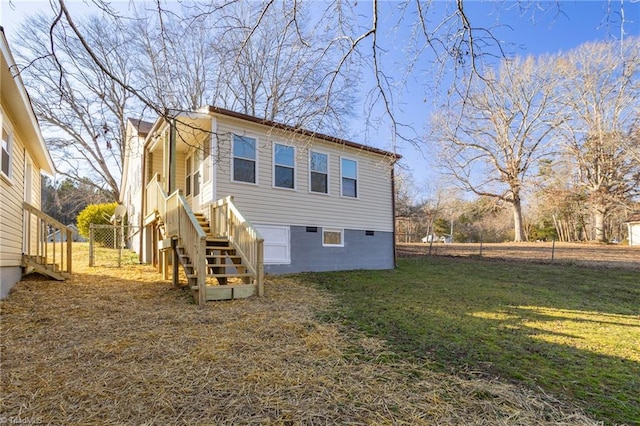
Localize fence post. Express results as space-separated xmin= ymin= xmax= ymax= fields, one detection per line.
xmin=89 ymin=224 xmax=94 ymax=267
xmin=551 ymin=238 xmax=556 ymax=262
xmin=479 ymin=236 xmax=483 ymax=257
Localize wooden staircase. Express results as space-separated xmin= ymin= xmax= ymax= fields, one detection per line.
xmin=175 ymin=213 xmax=259 ymax=301
xmin=146 ymin=178 xmax=263 ymax=304
xmin=21 ymin=202 xmax=72 ymax=281
xmin=22 ymin=255 xmax=66 ymax=281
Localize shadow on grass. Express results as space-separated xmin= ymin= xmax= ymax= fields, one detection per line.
xmin=297 ymin=256 xmax=640 ymax=425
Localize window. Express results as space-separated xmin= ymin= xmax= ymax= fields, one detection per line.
xmin=1 ymin=127 xmax=11 ymax=178
xmin=310 ymin=151 xmax=328 ymax=194
xmin=233 ymin=134 xmax=256 ymax=183
xmin=341 ymin=158 xmax=358 ymax=198
xmin=323 ymin=229 xmax=343 ymax=247
xmin=273 ymin=143 xmax=295 ymax=189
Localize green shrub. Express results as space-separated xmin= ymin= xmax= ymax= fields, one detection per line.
xmin=76 ymin=202 xmax=118 ymax=240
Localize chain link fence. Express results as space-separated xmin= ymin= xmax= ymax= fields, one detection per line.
xmin=88 ymin=224 xmax=139 ymax=268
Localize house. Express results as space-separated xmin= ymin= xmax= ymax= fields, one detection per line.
xmin=1 ymin=27 xmax=72 ymax=298
xmin=626 ymin=213 xmax=640 ymax=246
xmin=120 ymin=106 xmax=400 ymax=303
xmin=47 ymin=224 xmax=86 ymax=243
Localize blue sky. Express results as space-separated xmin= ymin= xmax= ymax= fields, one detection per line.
xmin=1 ymin=0 xmax=638 ymax=197
xmin=348 ymin=1 xmax=639 ymax=196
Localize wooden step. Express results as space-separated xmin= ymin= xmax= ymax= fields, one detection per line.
xmin=206 ymin=254 xmax=242 ymax=260
xmin=190 ymin=283 xmax=257 ymax=301
xmin=205 ymin=273 xmax=253 ymax=278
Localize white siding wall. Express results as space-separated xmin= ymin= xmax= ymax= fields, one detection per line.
xmin=122 ymin=127 xmax=146 ymax=252
xmin=213 ymin=117 xmax=395 ymax=232
xmin=1 ymin=105 xmax=26 ymax=268
xmin=0 ymin=103 xmax=42 ymax=267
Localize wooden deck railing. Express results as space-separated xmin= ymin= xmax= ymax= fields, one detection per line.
xmin=210 ymin=196 xmax=264 ymax=296
xmin=23 ymin=202 xmax=72 ymax=276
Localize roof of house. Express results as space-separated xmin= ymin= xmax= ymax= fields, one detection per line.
xmin=127 ymin=118 xmax=154 ymax=137
xmin=0 ymin=26 xmax=55 ymax=175
xmin=626 ymin=212 xmax=640 ymax=223
xmin=204 ymin=106 xmax=401 ymax=160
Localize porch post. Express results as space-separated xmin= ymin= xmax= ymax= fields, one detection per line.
xmin=168 ymin=118 xmax=177 ymax=194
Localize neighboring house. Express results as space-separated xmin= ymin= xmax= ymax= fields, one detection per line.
xmin=121 ymin=106 xmax=400 ymax=303
xmin=626 ymin=213 xmax=640 ymax=246
xmin=1 ymin=27 xmax=72 ymax=299
xmin=47 ymin=224 xmax=86 ymax=243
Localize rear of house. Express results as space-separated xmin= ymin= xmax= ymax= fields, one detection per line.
xmin=122 ymin=106 xmax=399 ymax=276
xmin=1 ymin=27 xmax=56 ymax=298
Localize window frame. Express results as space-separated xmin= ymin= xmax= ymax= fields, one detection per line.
xmin=322 ymin=228 xmax=344 ymax=247
xmin=340 ymin=157 xmax=358 ymax=198
xmin=1 ymin=125 xmax=13 ymax=181
xmin=231 ymin=134 xmax=258 ymax=185
xmin=272 ymin=142 xmax=296 ymax=190
xmin=309 ymin=150 xmax=329 ymax=195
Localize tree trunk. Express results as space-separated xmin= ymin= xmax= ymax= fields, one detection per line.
xmin=511 ymin=197 xmax=525 ymax=242
xmin=593 ymin=206 xmax=606 ymax=242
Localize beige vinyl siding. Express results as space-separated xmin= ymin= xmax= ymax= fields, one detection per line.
xmin=214 ymin=118 xmax=395 ymax=232
xmin=0 ymin=111 xmax=26 ymax=267
xmin=175 ymin=151 xmax=187 ymax=195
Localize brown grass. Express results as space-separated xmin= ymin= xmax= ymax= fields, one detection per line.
xmin=0 ymin=248 xmax=599 ymax=424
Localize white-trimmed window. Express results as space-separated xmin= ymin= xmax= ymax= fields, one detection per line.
xmin=341 ymin=158 xmax=358 ymax=198
xmin=323 ymin=228 xmax=344 ymax=247
xmin=1 ymin=126 xmax=12 ymax=179
xmin=232 ymin=134 xmax=257 ymax=184
xmin=273 ymin=143 xmax=295 ymax=189
xmin=309 ymin=150 xmax=328 ymax=194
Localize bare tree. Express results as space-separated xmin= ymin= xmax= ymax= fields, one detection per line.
xmin=208 ymin=1 xmax=357 ymax=133
xmin=12 ymin=1 xmax=358 ymax=194
xmin=14 ymin=14 xmax=137 ymax=199
xmin=555 ymin=37 xmax=640 ymax=241
xmin=432 ymin=55 xmax=563 ymax=241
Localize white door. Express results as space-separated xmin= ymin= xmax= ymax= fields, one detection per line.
xmin=254 ymin=225 xmax=290 ymax=264
xmin=185 ymin=151 xmax=202 ymax=213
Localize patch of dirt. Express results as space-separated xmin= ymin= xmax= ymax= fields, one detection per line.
xmin=398 ymin=242 xmax=640 ymax=270
xmin=1 ymin=258 xmax=599 ymax=424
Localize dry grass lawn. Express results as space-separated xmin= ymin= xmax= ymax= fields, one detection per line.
xmin=1 ymin=249 xmax=599 ymax=425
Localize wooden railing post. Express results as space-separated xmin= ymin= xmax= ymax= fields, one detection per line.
xmin=257 ymin=239 xmax=264 ymax=297
xmin=197 ymin=237 xmax=207 ymax=305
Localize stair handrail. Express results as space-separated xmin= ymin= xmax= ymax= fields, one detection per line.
xmin=165 ymin=189 xmax=207 ymax=303
xmin=22 ymin=202 xmax=73 ymax=275
xmin=210 ymin=196 xmax=264 ymax=296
